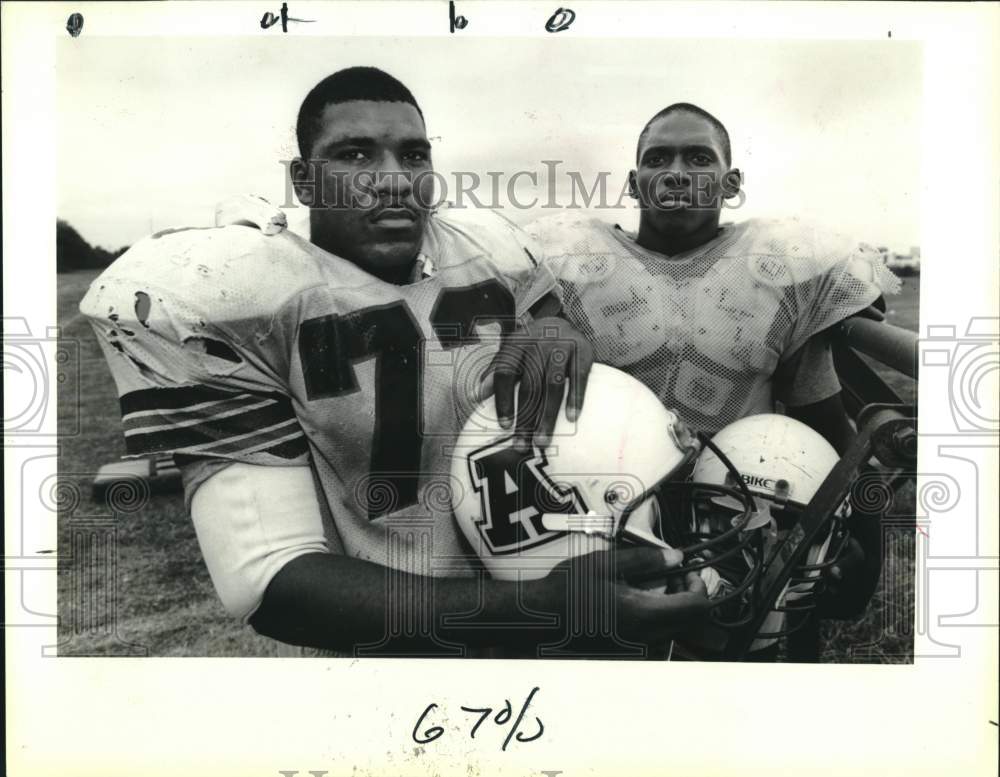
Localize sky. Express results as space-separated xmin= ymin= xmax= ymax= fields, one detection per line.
xmin=58 ymin=36 xmax=922 ymax=252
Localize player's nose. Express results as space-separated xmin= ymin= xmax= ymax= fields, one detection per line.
xmin=662 ymin=167 xmax=692 ymax=185
xmin=374 ymin=154 xmax=413 ymax=197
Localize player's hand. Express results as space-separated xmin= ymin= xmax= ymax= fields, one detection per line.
xmin=527 ymin=546 xmax=712 ymax=643
xmin=816 ymin=535 xmax=867 ymax=614
xmin=485 ymin=315 xmax=594 ymax=452
xmin=824 ymin=536 xmax=865 ymax=584
xmin=214 ymin=194 xmax=287 ymax=235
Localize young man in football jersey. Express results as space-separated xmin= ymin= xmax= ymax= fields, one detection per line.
xmin=527 ymin=103 xmax=901 ymax=658
xmin=80 ymin=69 xmax=711 ymax=656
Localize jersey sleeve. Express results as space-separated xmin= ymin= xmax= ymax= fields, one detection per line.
xmin=189 ymin=462 xmax=331 ymax=622
xmin=773 ymin=332 xmax=841 ymax=407
xmin=79 ymin=231 xmax=311 ymax=468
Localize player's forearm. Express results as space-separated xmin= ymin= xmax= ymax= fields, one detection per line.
xmin=787 ymin=393 xmax=856 ymax=456
xmin=249 ymin=552 xmax=561 ymax=652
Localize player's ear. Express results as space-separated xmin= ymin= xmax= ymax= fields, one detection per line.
xmin=721 ymin=167 xmax=743 ymax=200
xmin=627 ymin=170 xmax=639 ymax=200
xmin=290 ymin=157 xmax=317 ymax=207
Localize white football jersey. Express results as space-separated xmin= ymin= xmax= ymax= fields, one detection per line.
xmin=530 ymin=214 xmax=900 ymax=434
xmin=80 ymin=207 xmax=555 ymax=578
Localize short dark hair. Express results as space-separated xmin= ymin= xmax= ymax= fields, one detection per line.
xmin=296 ymin=67 xmax=424 ymax=159
xmin=636 ymin=103 xmax=732 ymax=166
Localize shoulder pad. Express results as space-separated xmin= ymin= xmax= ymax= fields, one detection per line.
xmin=739 ymin=218 xmax=898 ymax=292
xmin=426 ymin=206 xmax=540 ymax=275
xmin=81 ymin=226 xmax=326 ymax=324
xmin=526 ymin=212 xmax=619 ymax=258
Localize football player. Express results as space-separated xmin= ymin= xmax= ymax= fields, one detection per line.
xmin=526 ymin=103 xmax=902 ymax=658
xmin=80 ymin=69 xmax=710 ymax=656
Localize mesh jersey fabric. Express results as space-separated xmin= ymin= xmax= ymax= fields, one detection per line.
xmin=529 ymin=214 xmax=900 ymax=435
xmin=80 ymin=206 xmax=555 ymax=579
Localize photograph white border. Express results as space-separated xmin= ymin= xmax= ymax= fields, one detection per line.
xmin=4 ymin=2 xmax=998 ymax=776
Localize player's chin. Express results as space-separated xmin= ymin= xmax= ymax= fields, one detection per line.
xmin=648 ymin=206 xmax=711 ymax=233
xmin=362 ymin=238 xmax=423 ymax=272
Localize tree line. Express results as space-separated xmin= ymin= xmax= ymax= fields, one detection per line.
xmin=57 ymin=220 xmax=130 ymax=272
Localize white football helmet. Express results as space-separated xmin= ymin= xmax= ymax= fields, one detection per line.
xmin=689 ymin=413 xmax=851 ymax=642
xmin=450 ymin=364 xmax=761 ymax=600
xmin=692 ymin=413 xmax=846 ymax=518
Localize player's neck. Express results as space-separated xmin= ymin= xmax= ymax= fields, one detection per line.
xmin=635 ymin=216 xmax=721 ymax=258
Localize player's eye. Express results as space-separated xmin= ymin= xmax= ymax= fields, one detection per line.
xmin=336 ymin=149 xmax=370 ymax=163
xmin=403 ymin=150 xmax=430 ymax=164
xmin=644 ymin=155 xmax=664 ymax=167
xmin=690 ymin=153 xmax=713 ymax=166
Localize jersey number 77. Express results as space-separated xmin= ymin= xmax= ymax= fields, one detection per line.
xmin=297 ymin=280 xmax=516 ymax=519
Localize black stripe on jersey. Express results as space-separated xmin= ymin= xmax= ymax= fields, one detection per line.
xmin=169 ymin=432 xmax=309 ymax=465
xmin=120 ymin=385 xmax=286 ymax=415
xmin=260 ymin=434 xmax=310 ymax=459
xmin=199 ymin=419 xmax=308 ymax=458
xmin=123 ymin=396 xmax=300 ymax=457
xmin=120 ymin=392 xmax=266 ymax=434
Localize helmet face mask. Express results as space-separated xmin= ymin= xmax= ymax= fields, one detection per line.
xmin=687 ymin=413 xmax=854 ymax=648
xmin=653 ymin=471 xmax=769 ymax=628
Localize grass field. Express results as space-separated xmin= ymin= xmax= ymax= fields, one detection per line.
xmin=56 ymin=270 xmax=920 ymax=659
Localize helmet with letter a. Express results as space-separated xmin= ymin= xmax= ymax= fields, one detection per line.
xmin=689 ymin=413 xmax=852 ymax=636
xmin=449 ymin=364 xmax=763 ymax=611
